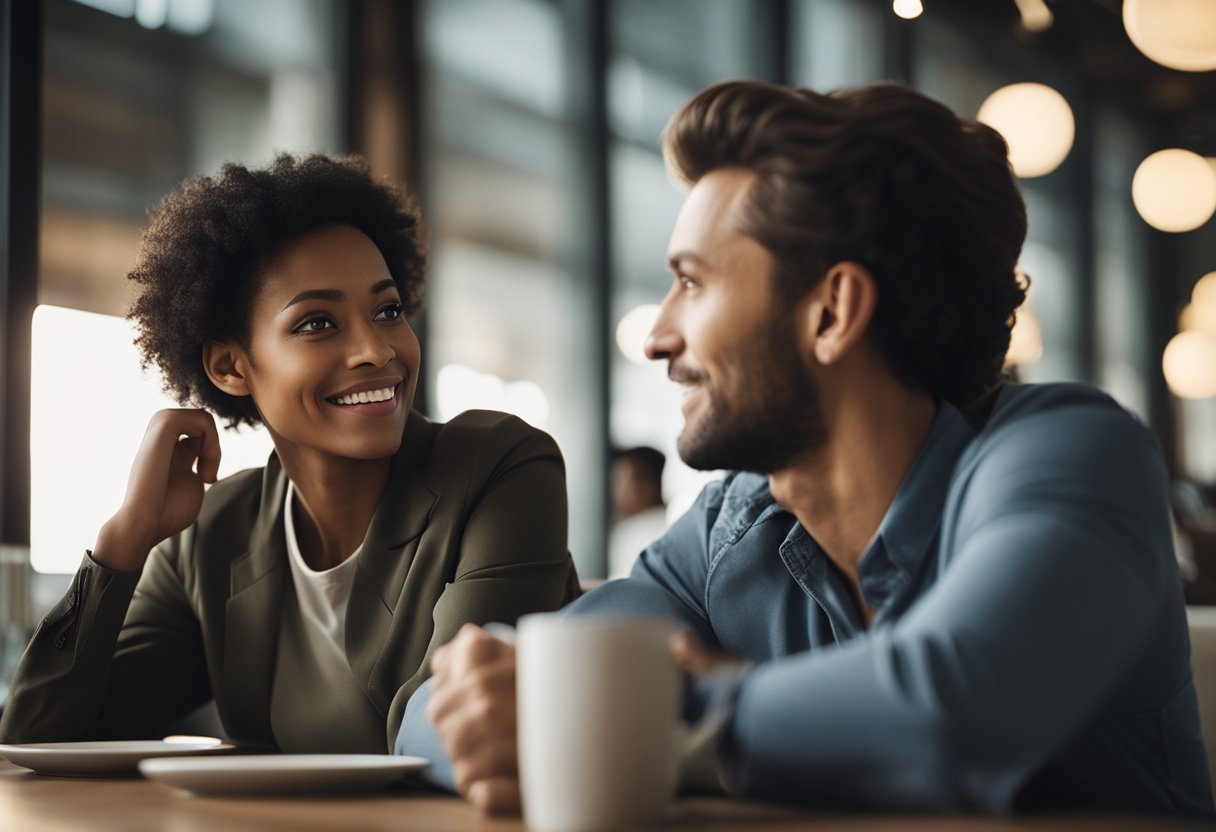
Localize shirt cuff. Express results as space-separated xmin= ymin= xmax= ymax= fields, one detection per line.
xmin=394 ymin=680 xmax=456 ymax=792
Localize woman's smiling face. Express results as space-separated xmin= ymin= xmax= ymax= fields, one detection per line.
xmin=226 ymin=223 xmax=420 ymax=463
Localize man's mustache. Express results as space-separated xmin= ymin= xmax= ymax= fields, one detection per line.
xmin=668 ymin=364 xmax=708 ymax=385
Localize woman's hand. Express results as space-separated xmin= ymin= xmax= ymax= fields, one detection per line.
xmin=92 ymin=409 xmax=221 ymax=572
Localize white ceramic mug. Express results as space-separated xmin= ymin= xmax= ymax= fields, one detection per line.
xmin=516 ymin=613 xmax=682 ymax=832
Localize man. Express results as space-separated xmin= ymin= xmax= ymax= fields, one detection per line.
xmin=608 ymin=446 xmax=668 ymax=578
xmin=397 ymin=80 xmax=1215 ymax=818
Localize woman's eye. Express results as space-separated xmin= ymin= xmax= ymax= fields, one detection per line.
xmin=678 ymin=274 xmax=697 ymax=290
xmin=375 ymin=303 xmax=404 ymax=321
xmin=295 ymin=317 xmax=334 ymax=334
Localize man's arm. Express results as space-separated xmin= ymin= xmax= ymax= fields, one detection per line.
xmin=714 ymin=401 xmax=1181 ymax=811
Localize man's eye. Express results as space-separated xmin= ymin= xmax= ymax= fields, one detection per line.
xmin=375 ymin=303 xmax=403 ymax=321
xmin=295 ymin=317 xmax=334 ymax=333
xmin=679 ymin=275 xmax=697 ymax=289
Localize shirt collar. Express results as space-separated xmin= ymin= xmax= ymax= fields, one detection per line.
xmin=857 ymin=399 xmax=977 ymax=610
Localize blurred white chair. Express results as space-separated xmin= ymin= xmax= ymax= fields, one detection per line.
xmin=1187 ymin=605 xmax=1216 ymax=797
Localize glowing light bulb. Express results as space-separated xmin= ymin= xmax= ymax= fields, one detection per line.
xmin=1192 ymin=271 xmax=1216 ymax=306
xmin=977 ymin=83 xmax=1074 ymax=178
xmin=1180 ymin=302 xmax=1216 ymax=338
xmin=1180 ymin=272 xmax=1216 ymax=337
xmin=1132 ymin=149 xmax=1216 ymax=233
xmin=892 ymin=0 xmax=923 ymax=20
xmin=1164 ymin=331 xmax=1216 ymax=399
xmin=1124 ymin=0 xmax=1216 ymax=72
xmin=1015 ymin=0 xmax=1053 ymax=32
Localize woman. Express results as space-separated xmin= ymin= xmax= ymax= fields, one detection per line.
xmin=0 ymin=154 xmax=580 ymax=753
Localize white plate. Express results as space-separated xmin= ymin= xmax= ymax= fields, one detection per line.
xmin=0 ymin=738 xmax=231 ymax=776
xmin=139 ymin=754 xmax=430 ymax=796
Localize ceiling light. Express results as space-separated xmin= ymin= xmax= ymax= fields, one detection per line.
xmin=892 ymin=0 xmax=923 ymax=21
xmin=1014 ymin=0 xmax=1053 ymax=32
xmin=977 ymin=83 xmax=1075 ymax=178
xmin=1131 ymin=149 xmax=1216 ymax=232
xmin=1123 ymin=0 xmax=1216 ymax=72
xmin=1163 ymin=331 xmax=1216 ymax=399
xmin=1193 ymin=271 xmax=1216 ymax=306
xmin=1180 ymin=302 xmax=1216 ymax=337
xmin=1180 ymin=272 xmax=1216 ymax=336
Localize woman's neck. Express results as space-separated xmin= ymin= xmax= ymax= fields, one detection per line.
xmin=276 ymin=447 xmax=393 ymax=571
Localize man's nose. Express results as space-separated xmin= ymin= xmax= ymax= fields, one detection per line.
xmin=644 ymin=305 xmax=682 ymax=362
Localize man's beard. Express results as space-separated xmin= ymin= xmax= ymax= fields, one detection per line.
xmin=676 ymin=310 xmax=826 ymax=474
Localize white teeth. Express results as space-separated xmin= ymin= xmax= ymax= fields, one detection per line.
xmin=331 ymin=385 xmax=395 ymax=406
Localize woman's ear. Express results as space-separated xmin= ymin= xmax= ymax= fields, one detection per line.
xmin=806 ymin=261 xmax=878 ymax=366
xmin=203 ymin=340 xmax=251 ymax=397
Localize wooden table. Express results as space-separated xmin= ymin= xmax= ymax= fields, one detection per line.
xmin=0 ymin=761 xmax=1204 ymax=831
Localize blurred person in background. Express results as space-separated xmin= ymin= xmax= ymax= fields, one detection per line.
xmin=0 ymin=154 xmax=579 ymax=753
xmin=409 ymin=81 xmax=1214 ymax=820
xmin=608 ymin=446 xmax=668 ymax=579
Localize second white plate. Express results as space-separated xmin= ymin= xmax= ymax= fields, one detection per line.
xmin=138 ymin=754 xmax=429 ymax=796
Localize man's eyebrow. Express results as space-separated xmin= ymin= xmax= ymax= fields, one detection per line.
xmin=666 ymin=251 xmax=707 ymax=270
xmin=282 ymin=288 xmax=343 ymax=310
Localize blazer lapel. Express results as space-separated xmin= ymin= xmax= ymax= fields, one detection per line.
xmin=221 ymin=454 xmax=289 ymax=748
xmin=346 ymin=412 xmax=438 ymax=712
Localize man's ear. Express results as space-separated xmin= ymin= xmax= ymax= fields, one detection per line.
xmin=203 ymin=340 xmax=251 ymax=398
xmin=803 ymin=261 xmax=878 ymax=366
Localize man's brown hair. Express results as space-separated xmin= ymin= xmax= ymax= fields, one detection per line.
xmin=663 ymin=81 xmax=1028 ymax=408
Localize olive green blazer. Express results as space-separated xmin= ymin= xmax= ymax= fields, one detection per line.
xmin=0 ymin=410 xmax=580 ymax=750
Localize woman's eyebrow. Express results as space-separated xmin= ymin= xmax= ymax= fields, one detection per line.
xmin=281 ymin=279 xmax=396 ymax=311
xmin=282 ymin=288 xmax=343 ymax=310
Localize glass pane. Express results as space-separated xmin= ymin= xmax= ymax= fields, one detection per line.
xmin=607 ymin=0 xmax=775 ymax=577
xmin=30 ymin=306 xmax=273 ymax=574
xmin=423 ymin=0 xmax=603 ymax=576
xmin=790 ymin=0 xmax=886 ymax=90
xmin=1093 ymin=104 xmax=1151 ymax=420
xmin=42 ymin=0 xmax=341 ymax=315
xmin=915 ymin=13 xmax=1086 ymax=384
xmin=33 ymin=0 xmax=341 ymax=573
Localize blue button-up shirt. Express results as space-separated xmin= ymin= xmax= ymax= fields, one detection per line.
xmin=399 ymin=383 xmax=1214 ymax=818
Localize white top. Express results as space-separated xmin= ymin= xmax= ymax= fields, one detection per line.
xmin=269 ymin=482 xmax=383 ymax=753
xmin=281 ymin=480 xmax=362 ymax=650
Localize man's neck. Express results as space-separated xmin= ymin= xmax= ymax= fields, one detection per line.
xmin=768 ymin=383 xmax=937 ymax=620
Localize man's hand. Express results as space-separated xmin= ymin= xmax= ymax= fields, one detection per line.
xmin=669 ymin=630 xmax=745 ymax=677
xmin=426 ymin=624 xmax=521 ymax=815
xmin=428 ymin=625 xmax=743 ymax=815
xmin=93 ymin=409 xmax=221 ymax=572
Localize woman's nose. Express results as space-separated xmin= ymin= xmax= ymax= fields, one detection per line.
xmin=349 ymin=324 xmax=395 ymax=368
